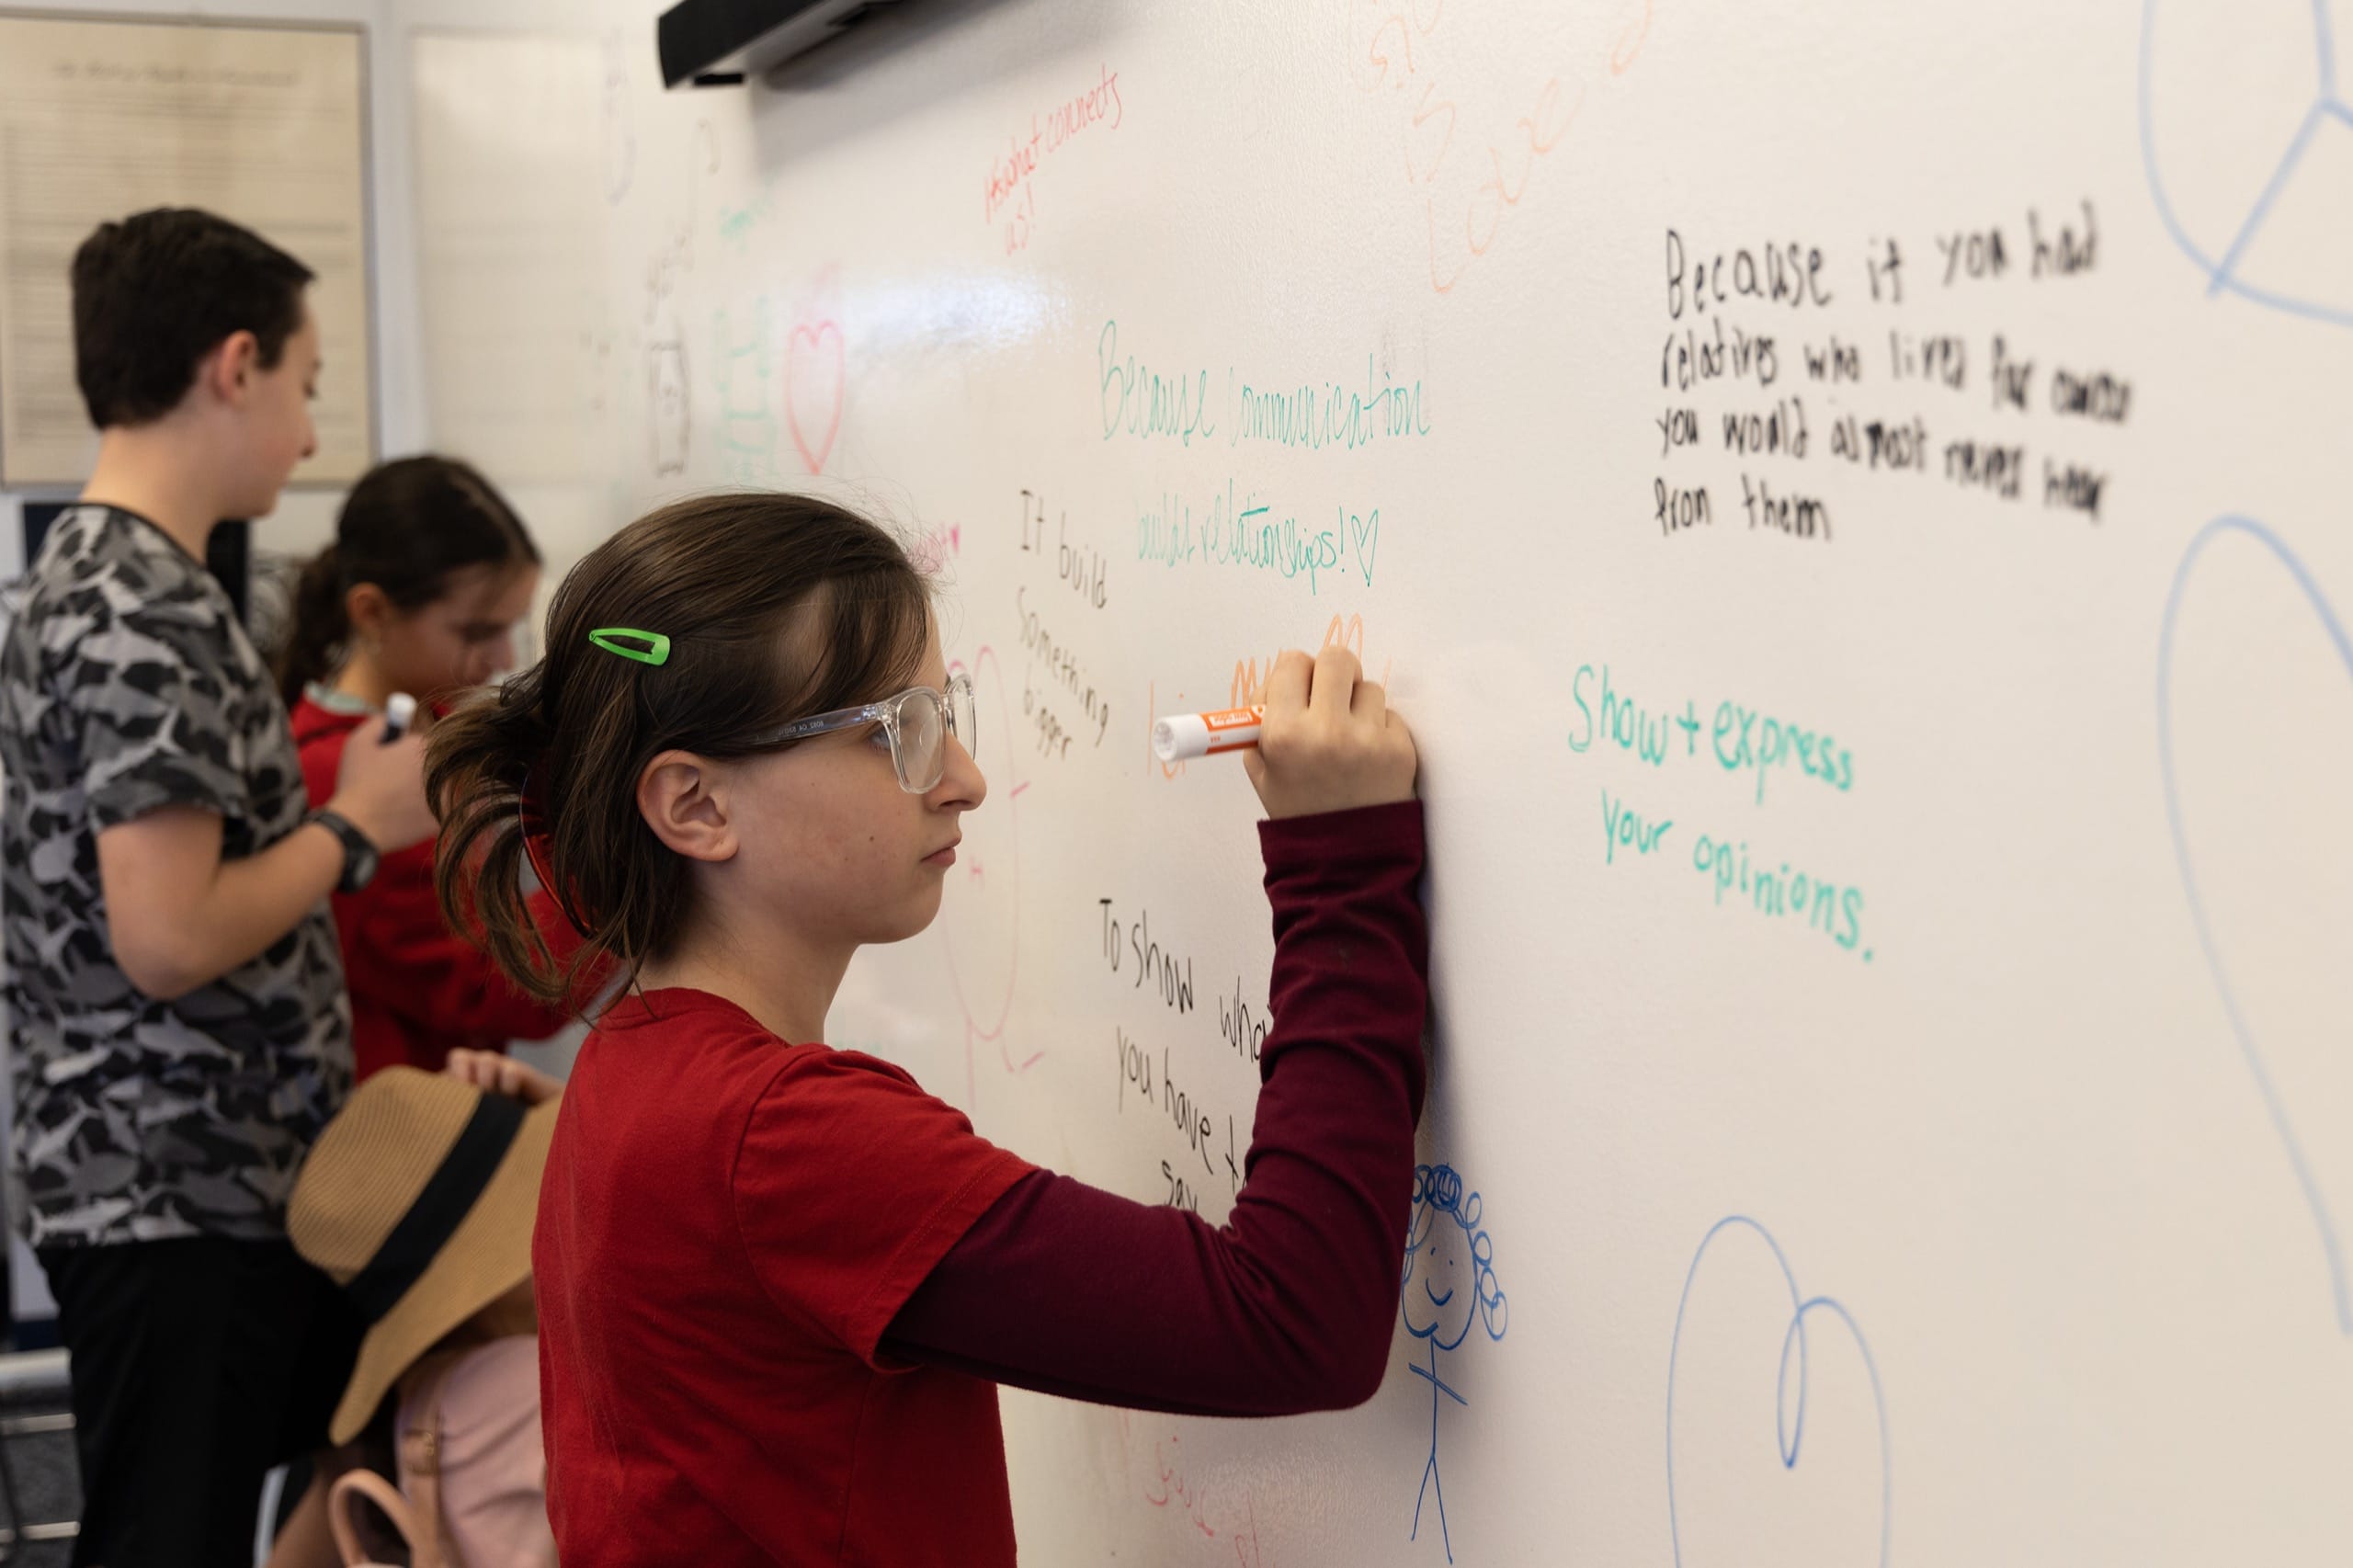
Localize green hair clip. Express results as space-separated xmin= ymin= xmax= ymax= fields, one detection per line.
xmin=587 ymin=628 xmax=671 ymax=666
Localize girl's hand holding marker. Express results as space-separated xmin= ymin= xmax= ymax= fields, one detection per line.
xmin=1226 ymin=647 xmax=1417 ymax=821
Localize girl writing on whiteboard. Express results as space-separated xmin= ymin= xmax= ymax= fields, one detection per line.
xmin=426 ymin=493 xmax=1430 ymax=1564
xmin=278 ymin=456 xmax=593 ymax=1080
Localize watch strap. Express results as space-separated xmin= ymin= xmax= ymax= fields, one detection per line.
xmin=310 ymin=809 xmax=381 ymax=893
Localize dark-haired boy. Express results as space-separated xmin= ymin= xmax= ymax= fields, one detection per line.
xmin=1 ymin=207 xmax=433 ymax=1565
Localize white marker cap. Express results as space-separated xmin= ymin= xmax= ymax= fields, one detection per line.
xmin=1152 ymin=708 xmax=1264 ymax=763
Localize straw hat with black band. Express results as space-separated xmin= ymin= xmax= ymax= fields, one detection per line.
xmin=290 ymin=1066 xmax=559 ymax=1446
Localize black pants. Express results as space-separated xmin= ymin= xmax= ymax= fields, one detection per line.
xmin=39 ymin=1237 xmax=362 ymax=1568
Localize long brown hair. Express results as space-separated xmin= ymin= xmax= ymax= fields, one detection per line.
xmin=278 ymin=456 xmax=539 ymax=706
xmin=427 ymin=492 xmax=933 ymax=1004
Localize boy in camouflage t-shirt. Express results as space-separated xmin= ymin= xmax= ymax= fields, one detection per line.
xmin=5 ymin=503 xmax=348 ymax=1241
xmin=0 ymin=210 xmax=432 ymax=1566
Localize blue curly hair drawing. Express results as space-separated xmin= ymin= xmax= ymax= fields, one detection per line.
xmin=1401 ymin=1162 xmax=1505 ymax=1561
xmin=1403 ymin=1163 xmax=1506 ymax=1351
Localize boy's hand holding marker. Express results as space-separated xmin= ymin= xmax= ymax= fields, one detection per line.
xmin=1238 ymin=647 xmax=1418 ymax=820
xmin=381 ymin=691 xmax=419 ymax=743
xmin=326 ymin=710 xmax=437 ymax=854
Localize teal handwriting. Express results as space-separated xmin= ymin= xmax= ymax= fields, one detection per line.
xmin=1587 ymin=786 xmax=1874 ymax=957
xmin=1097 ymin=320 xmax=1433 ymax=451
xmin=1233 ymin=355 xmax=1432 ymax=451
xmin=1693 ymin=828 xmax=1870 ymax=959
xmin=1136 ymin=480 xmax=1381 ymax=597
xmin=1100 ymin=320 xmax=1216 ymax=445
xmin=1601 ymin=788 xmax=1675 ymax=865
xmin=1569 ymin=661 xmax=1858 ymax=805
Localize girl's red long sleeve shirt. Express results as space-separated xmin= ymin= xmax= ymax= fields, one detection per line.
xmin=533 ymin=801 xmax=1430 ymax=1565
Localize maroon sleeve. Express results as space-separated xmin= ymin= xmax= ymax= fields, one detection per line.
xmin=881 ymin=799 xmax=1428 ymax=1415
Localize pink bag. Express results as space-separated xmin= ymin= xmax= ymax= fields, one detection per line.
xmin=328 ymin=1335 xmax=555 ymax=1568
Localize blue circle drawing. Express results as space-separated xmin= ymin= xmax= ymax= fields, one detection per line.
xmin=2157 ymin=516 xmax=2353 ymax=1334
xmin=1665 ymin=1216 xmax=1890 ymax=1568
xmin=2140 ymin=0 xmax=2353 ymax=326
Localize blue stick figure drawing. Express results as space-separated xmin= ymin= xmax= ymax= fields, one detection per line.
xmin=1401 ymin=1164 xmax=1506 ymax=1562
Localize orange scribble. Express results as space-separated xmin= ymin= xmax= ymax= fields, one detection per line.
xmin=1609 ymin=0 xmax=1655 ymax=74
xmin=1405 ymin=82 xmax=1456 ymax=185
xmin=1524 ymin=75 xmax=1581 ymax=153
xmin=1230 ymin=615 xmax=1382 ymax=707
xmin=1366 ymin=14 xmax=1417 ymax=86
xmin=1426 ymin=202 xmax=1471 ymax=295
xmin=1153 ymin=619 xmax=1392 ymax=786
xmin=1358 ymin=1 xmax=1649 ymax=294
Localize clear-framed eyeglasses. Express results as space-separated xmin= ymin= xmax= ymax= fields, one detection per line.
xmin=745 ymin=673 xmax=977 ymax=793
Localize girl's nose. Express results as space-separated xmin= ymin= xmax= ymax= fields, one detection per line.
xmin=930 ymin=733 xmax=987 ymax=811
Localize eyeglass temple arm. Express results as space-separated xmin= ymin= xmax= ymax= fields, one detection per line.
xmin=749 ymin=702 xmax=892 ymax=747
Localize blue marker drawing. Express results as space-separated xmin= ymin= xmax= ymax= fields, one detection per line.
xmin=2158 ymin=515 xmax=2353 ymax=1333
xmin=1665 ymin=1216 xmax=1890 ymax=1568
xmin=1401 ymin=1164 xmax=1506 ymax=1563
xmin=2140 ymin=0 xmax=2353 ymax=326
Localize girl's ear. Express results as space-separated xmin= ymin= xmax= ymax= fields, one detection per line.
xmin=345 ymin=582 xmax=394 ymax=643
xmin=637 ymin=750 xmax=737 ymax=864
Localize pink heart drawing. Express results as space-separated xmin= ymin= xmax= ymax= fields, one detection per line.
xmin=785 ymin=320 xmax=846 ymax=474
xmin=938 ymin=646 xmax=1036 ymax=1107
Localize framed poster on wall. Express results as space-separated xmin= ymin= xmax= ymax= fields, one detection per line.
xmin=0 ymin=12 xmax=373 ymax=487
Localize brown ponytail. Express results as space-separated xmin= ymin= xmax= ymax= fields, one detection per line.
xmin=278 ymin=543 xmax=349 ymax=706
xmin=427 ymin=491 xmax=933 ymax=1006
xmin=428 ymin=661 xmax=565 ymax=998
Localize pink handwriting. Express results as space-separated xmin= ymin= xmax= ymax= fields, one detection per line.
xmin=983 ymin=63 xmax=1124 ymax=254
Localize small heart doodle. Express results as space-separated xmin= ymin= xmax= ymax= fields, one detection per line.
xmin=785 ymin=319 xmax=846 ymax=474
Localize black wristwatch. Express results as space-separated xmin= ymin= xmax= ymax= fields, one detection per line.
xmin=309 ymin=809 xmax=381 ymax=893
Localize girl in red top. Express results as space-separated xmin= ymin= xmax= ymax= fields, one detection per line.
xmin=280 ymin=456 xmax=584 ymax=1079
xmin=426 ymin=493 xmax=1431 ymax=1566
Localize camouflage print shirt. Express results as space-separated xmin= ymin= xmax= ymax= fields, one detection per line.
xmin=1 ymin=506 xmax=351 ymax=1247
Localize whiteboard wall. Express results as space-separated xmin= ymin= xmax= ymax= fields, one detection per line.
xmin=404 ymin=1 xmax=2353 ymax=1562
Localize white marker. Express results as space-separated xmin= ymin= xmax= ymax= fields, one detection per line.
xmin=1153 ymin=705 xmax=1264 ymax=762
xmin=381 ymin=692 xmax=418 ymax=744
